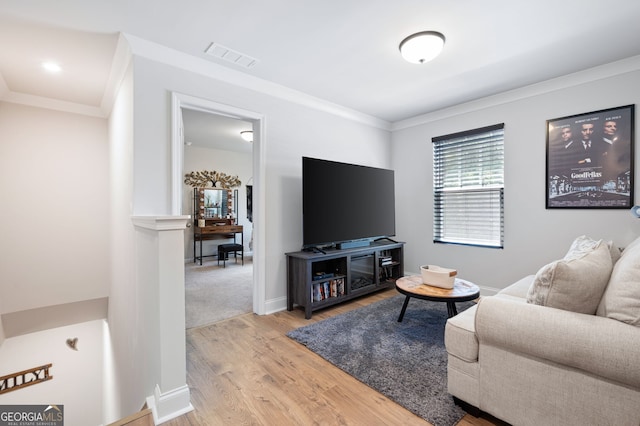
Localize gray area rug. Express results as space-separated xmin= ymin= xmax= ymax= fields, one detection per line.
xmin=287 ymin=294 xmax=473 ymax=426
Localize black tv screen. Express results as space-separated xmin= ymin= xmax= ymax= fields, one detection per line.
xmin=302 ymin=157 xmax=396 ymax=248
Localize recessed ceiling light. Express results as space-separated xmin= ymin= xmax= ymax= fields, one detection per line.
xmin=42 ymin=62 xmax=62 ymax=73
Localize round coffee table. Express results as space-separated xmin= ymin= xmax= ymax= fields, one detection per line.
xmin=395 ymin=275 xmax=480 ymax=321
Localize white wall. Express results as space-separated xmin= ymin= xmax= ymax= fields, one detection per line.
xmin=183 ymin=145 xmax=253 ymax=261
xmin=392 ymin=67 xmax=640 ymax=292
xmin=0 ymin=320 xmax=104 ymax=426
xmin=105 ymin=62 xmax=143 ymax=422
xmin=130 ymin=56 xmax=391 ymax=305
xmin=0 ymin=103 xmax=108 ymax=424
xmin=108 ymin=59 xmax=190 ymax=425
xmin=0 ymin=102 xmax=109 ymax=317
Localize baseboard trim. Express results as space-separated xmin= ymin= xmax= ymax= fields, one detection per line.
xmin=146 ymin=384 xmax=193 ymax=425
xmin=264 ymin=296 xmax=287 ymax=315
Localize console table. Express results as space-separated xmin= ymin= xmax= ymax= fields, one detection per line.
xmin=194 ymin=225 xmax=243 ymax=265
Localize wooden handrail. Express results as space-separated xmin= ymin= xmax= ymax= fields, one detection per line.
xmin=0 ymin=363 xmax=53 ymax=395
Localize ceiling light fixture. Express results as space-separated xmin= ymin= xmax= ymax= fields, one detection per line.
xmin=42 ymin=61 xmax=62 ymax=73
xmin=240 ymin=131 xmax=253 ymax=142
xmin=399 ymin=31 xmax=445 ymax=64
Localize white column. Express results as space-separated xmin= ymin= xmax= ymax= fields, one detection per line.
xmin=133 ymin=216 xmax=193 ymax=424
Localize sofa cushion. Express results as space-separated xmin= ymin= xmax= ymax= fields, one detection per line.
xmin=444 ymin=304 xmax=478 ymax=362
xmin=526 ymin=241 xmax=612 ymax=314
xmin=496 ymin=275 xmax=534 ymax=300
xmin=597 ymin=236 xmax=640 ymax=326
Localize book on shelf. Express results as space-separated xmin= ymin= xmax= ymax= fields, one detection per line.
xmin=313 ymin=272 xmax=334 ymax=281
xmin=312 ymin=282 xmax=323 ymax=302
xmin=379 ymin=256 xmax=393 ymax=266
xmin=312 ymin=277 xmax=346 ymax=302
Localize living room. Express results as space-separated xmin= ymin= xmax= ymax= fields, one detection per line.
xmin=1 ymin=2 xmax=640 ymax=425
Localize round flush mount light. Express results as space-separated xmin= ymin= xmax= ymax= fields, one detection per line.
xmin=240 ymin=130 xmax=253 ymax=142
xmin=399 ymin=31 xmax=445 ymax=64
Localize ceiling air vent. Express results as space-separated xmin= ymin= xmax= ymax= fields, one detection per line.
xmin=204 ymin=42 xmax=259 ymax=69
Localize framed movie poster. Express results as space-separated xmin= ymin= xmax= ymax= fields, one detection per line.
xmin=546 ymin=104 xmax=635 ymax=209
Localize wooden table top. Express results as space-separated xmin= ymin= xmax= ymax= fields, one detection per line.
xmin=395 ymin=275 xmax=480 ymax=301
xmin=195 ymin=224 xmax=243 ymax=234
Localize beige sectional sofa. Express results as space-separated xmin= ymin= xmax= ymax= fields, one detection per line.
xmin=445 ymin=235 xmax=640 ymax=426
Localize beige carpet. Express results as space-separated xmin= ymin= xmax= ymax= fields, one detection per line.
xmin=185 ymin=256 xmax=253 ymax=329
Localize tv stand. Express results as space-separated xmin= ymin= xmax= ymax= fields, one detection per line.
xmin=286 ymin=241 xmax=404 ymax=319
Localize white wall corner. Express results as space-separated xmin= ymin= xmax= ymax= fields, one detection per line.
xmin=100 ymin=32 xmax=133 ymax=116
xmin=146 ymin=384 xmax=194 ymax=425
xmin=0 ymin=72 xmax=8 ymax=99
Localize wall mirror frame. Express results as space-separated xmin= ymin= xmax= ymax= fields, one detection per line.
xmin=194 ymin=187 xmax=238 ymax=226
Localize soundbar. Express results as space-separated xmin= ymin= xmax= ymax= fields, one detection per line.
xmin=337 ymin=240 xmax=371 ymax=250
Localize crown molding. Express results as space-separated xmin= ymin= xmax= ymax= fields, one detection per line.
xmin=122 ymin=33 xmax=391 ymax=131
xmin=0 ymin=90 xmax=105 ymax=117
xmin=392 ymin=54 xmax=640 ymax=131
xmin=100 ymin=32 xmax=133 ymax=117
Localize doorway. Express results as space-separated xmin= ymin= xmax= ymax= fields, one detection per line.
xmin=182 ymin=109 xmax=253 ymax=327
xmin=171 ymin=92 xmax=266 ymax=324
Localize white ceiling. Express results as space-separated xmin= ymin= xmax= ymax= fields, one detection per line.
xmin=182 ymin=109 xmax=253 ymax=153
xmin=2 ymin=0 xmax=640 ymax=125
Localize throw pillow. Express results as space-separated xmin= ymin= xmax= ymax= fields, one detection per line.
xmin=566 ymin=234 xmax=621 ymax=263
xmin=564 ymin=235 xmax=599 ymax=261
xmin=526 ymin=242 xmax=613 ymax=314
xmin=596 ymin=236 xmax=640 ymax=326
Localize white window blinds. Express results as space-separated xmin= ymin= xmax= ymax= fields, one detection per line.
xmin=433 ymin=124 xmax=504 ymax=248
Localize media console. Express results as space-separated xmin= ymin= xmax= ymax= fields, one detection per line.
xmin=286 ymin=241 xmax=404 ymax=319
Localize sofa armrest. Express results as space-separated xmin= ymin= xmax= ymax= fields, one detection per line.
xmin=475 ymin=297 xmax=640 ymax=389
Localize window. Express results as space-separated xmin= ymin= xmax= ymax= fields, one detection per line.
xmin=432 ymin=124 xmax=504 ymax=248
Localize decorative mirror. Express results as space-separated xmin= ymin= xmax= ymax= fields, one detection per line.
xmin=200 ymin=188 xmax=231 ymax=219
xmin=184 ymin=170 xmax=241 ymax=228
xmin=195 ymin=187 xmax=237 ymax=224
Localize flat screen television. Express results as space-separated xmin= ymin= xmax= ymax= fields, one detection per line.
xmin=302 ymin=156 xmax=396 ymax=249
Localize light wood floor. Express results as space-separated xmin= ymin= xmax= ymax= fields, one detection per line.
xmin=164 ymin=288 xmax=501 ymax=426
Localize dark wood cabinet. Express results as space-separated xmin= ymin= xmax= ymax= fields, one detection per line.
xmin=286 ymin=241 xmax=404 ymax=319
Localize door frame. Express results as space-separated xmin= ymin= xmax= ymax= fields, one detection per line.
xmin=171 ymin=92 xmax=266 ymax=315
